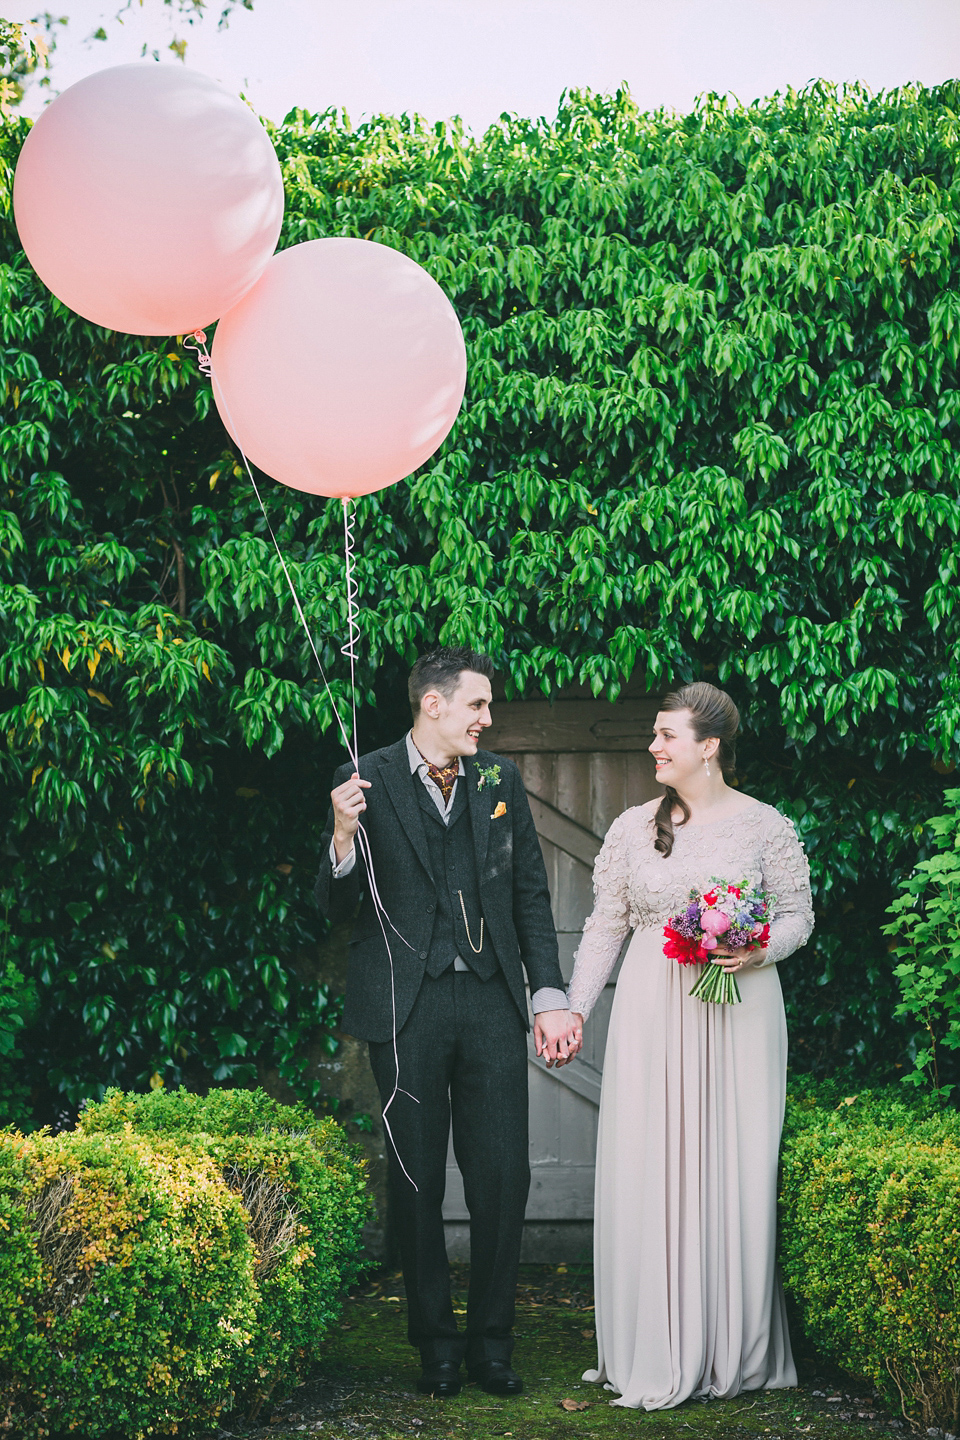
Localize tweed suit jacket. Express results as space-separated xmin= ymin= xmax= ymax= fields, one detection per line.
xmin=314 ymin=739 xmax=563 ymax=1042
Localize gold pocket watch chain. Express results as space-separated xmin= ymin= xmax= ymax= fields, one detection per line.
xmin=457 ymin=890 xmax=484 ymax=953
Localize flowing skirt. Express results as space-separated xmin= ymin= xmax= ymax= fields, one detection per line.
xmin=585 ymin=927 xmax=796 ymax=1409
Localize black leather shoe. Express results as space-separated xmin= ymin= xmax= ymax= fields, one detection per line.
xmin=468 ymin=1359 xmax=524 ymax=1395
xmin=417 ymin=1360 xmax=462 ymax=1397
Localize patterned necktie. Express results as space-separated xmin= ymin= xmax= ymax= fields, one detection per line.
xmin=424 ymin=759 xmax=460 ymax=804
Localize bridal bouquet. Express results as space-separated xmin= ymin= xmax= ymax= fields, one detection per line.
xmin=663 ymin=879 xmax=774 ymax=1004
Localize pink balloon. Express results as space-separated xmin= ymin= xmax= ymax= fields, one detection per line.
xmin=13 ymin=64 xmax=284 ymax=335
xmin=210 ymin=238 xmax=467 ymax=499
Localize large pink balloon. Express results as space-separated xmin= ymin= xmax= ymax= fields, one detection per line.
xmin=210 ymin=238 xmax=467 ymax=499
xmin=13 ymin=64 xmax=284 ymax=335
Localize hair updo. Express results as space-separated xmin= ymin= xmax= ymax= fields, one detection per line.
xmin=654 ymin=681 xmax=740 ymax=858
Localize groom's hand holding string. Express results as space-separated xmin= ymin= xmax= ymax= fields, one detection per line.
xmin=331 ymin=773 xmax=372 ymax=864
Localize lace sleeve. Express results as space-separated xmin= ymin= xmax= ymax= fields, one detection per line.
xmin=566 ymin=812 xmax=635 ymax=1021
xmin=759 ymin=810 xmax=814 ymax=966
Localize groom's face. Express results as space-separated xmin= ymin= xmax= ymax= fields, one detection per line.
xmin=432 ymin=670 xmax=494 ymax=758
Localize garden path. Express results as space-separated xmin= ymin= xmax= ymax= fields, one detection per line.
xmin=215 ymin=1267 xmax=918 ymax=1440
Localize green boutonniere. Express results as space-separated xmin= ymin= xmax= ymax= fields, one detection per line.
xmin=476 ymin=764 xmax=501 ymax=792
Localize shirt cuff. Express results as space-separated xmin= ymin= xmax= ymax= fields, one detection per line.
xmin=330 ymin=838 xmax=356 ymax=877
xmin=531 ymin=986 xmax=569 ymax=1015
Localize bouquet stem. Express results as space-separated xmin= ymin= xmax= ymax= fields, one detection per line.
xmin=689 ymin=961 xmax=742 ymax=1005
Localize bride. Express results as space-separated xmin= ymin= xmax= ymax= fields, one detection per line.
xmin=565 ymin=682 xmax=814 ymax=1409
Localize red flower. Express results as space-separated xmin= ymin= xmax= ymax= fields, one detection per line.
xmin=751 ymin=922 xmax=770 ymax=948
xmin=703 ymin=888 xmax=719 ymax=906
xmin=663 ymin=925 xmax=704 ymax=966
xmin=728 ymin=885 xmax=742 ymax=898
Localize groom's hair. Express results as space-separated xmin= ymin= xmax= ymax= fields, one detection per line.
xmin=408 ymin=646 xmax=495 ymax=717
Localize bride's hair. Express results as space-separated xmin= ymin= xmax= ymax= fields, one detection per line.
xmin=654 ymin=682 xmax=740 ymax=858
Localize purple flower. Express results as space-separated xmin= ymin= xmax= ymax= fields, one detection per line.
xmin=725 ymin=925 xmax=754 ymax=949
xmin=670 ymin=910 xmax=701 ymax=939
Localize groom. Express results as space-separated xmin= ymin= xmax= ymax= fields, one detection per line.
xmin=314 ymin=646 xmax=580 ymax=1398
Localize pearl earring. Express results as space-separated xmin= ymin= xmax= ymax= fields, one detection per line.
xmin=704 ymin=757 xmax=711 ymax=777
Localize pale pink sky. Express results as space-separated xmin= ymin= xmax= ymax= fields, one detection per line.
xmin=7 ymin=0 xmax=960 ymax=129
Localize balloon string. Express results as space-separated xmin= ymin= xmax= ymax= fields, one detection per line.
xmin=181 ymin=330 xmax=356 ymax=760
xmin=183 ymin=329 xmax=419 ymax=1190
xmin=341 ymin=497 xmax=360 ymax=769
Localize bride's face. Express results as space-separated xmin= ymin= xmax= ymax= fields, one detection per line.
xmin=649 ymin=709 xmax=714 ymax=787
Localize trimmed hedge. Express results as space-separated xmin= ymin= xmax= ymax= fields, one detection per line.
xmin=0 ymin=1128 xmax=255 ymax=1438
xmin=780 ymin=1083 xmax=960 ymax=1432
xmin=0 ymin=1088 xmax=369 ymax=1437
xmin=77 ymin=1086 xmax=371 ymax=1412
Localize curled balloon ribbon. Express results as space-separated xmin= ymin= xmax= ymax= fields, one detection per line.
xmin=183 ymin=329 xmax=420 ymax=1189
xmin=340 ymin=497 xmax=361 ymax=745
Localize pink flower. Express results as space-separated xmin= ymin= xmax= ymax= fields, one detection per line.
xmin=701 ymin=909 xmax=732 ymax=938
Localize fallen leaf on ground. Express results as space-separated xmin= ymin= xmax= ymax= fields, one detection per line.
xmin=560 ymin=1398 xmax=590 ymax=1411
xmin=581 ymin=1328 xmax=595 ymax=1339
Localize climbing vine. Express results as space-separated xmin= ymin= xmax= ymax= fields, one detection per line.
xmin=3 ymin=80 xmax=960 ymax=1117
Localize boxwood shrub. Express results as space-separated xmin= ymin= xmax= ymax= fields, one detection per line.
xmin=0 ymin=1087 xmax=369 ymax=1437
xmin=76 ymin=1086 xmax=370 ymax=1415
xmin=780 ymin=1082 xmax=960 ymax=1433
xmin=0 ymin=1127 xmax=256 ymax=1438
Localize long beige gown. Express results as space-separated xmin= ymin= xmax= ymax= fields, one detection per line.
xmin=566 ymin=800 xmax=814 ymax=1411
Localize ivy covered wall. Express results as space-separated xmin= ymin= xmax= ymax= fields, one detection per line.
xmin=2 ymin=81 xmax=959 ymax=1119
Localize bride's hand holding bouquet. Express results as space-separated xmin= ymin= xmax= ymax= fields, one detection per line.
xmin=664 ymin=879 xmax=773 ymax=1003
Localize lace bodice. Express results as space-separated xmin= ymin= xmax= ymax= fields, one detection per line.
xmin=566 ymin=801 xmax=814 ymax=1020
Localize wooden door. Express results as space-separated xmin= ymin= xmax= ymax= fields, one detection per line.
xmin=442 ymin=690 xmax=661 ymax=1261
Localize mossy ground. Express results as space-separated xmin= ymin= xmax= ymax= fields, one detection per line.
xmin=229 ymin=1267 xmax=909 ymax=1440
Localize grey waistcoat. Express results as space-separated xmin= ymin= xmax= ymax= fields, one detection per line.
xmin=416 ymin=778 xmax=496 ymax=981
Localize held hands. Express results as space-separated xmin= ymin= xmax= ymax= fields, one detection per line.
xmin=331 ymin=772 xmax=372 ymax=864
xmin=711 ymin=946 xmax=767 ymax=974
xmin=535 ymin=1009 xmax=583 ymax=1069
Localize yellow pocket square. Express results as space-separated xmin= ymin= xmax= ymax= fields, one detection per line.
xmin=491 ymin=801 xmax=507 ymax=819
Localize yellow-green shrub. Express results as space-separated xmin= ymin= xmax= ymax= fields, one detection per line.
xmin=76 ymin=1086 xmax=370 ymax=1413
xmin=780 ymin=1086 xmax=960 ymax=1433
xmin=0 ymin=1127 xmax=257 ymax=1438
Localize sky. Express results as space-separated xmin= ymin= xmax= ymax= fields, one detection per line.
xmin=5 ymin=0 xmax=960 ymax=132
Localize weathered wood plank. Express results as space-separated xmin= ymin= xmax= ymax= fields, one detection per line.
xmin=444 ymin=1163 xmax=595 ymax=1221
xmin=487 ymin=699 xmax=660 ymax=753
xmin=526 ymin=1037 xmax=602 ymax=1106
xmin=526 ymin=794 xmax=603 ymax=867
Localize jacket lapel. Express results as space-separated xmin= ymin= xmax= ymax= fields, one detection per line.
xmin=465 ymin=755 xmax=491 ymax=874
xmin=379 ymin=739 xmax=434 ymax=882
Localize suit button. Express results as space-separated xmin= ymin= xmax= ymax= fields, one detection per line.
xmin=419 ymin=950 xmax=428 ymax=959
xmin=427 ymin=904 xmax=435 ymax=913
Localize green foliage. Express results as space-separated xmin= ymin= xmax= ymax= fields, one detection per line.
xmin=0 ymin=945 xmax=37 ymax=1129
xmin=0 ymin=958 xmax=34 ymax=1060
xmin=780 ymin=1083 xmax=960 ymax=1432
xmin=77 ymin=1085 xmax=371 ymax=1408
xmin=882 ymin=788 xmax=960 ymax=1096
xmin=0 ymin=886 xmax=38 ymax=1127
xmin=3 ymin=82 xmax=960 ymax=1114
xmin=0 ymin=19 xmax=52 ymax=116
xmin=0 ymin=1126 xmax=257 ymax=1438
xmin=0 ymin=1087 xmax=368 ymax=1436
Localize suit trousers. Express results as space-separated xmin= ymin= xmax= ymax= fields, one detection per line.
xmin=368 ymin=966 xmax=530 ymax=1367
